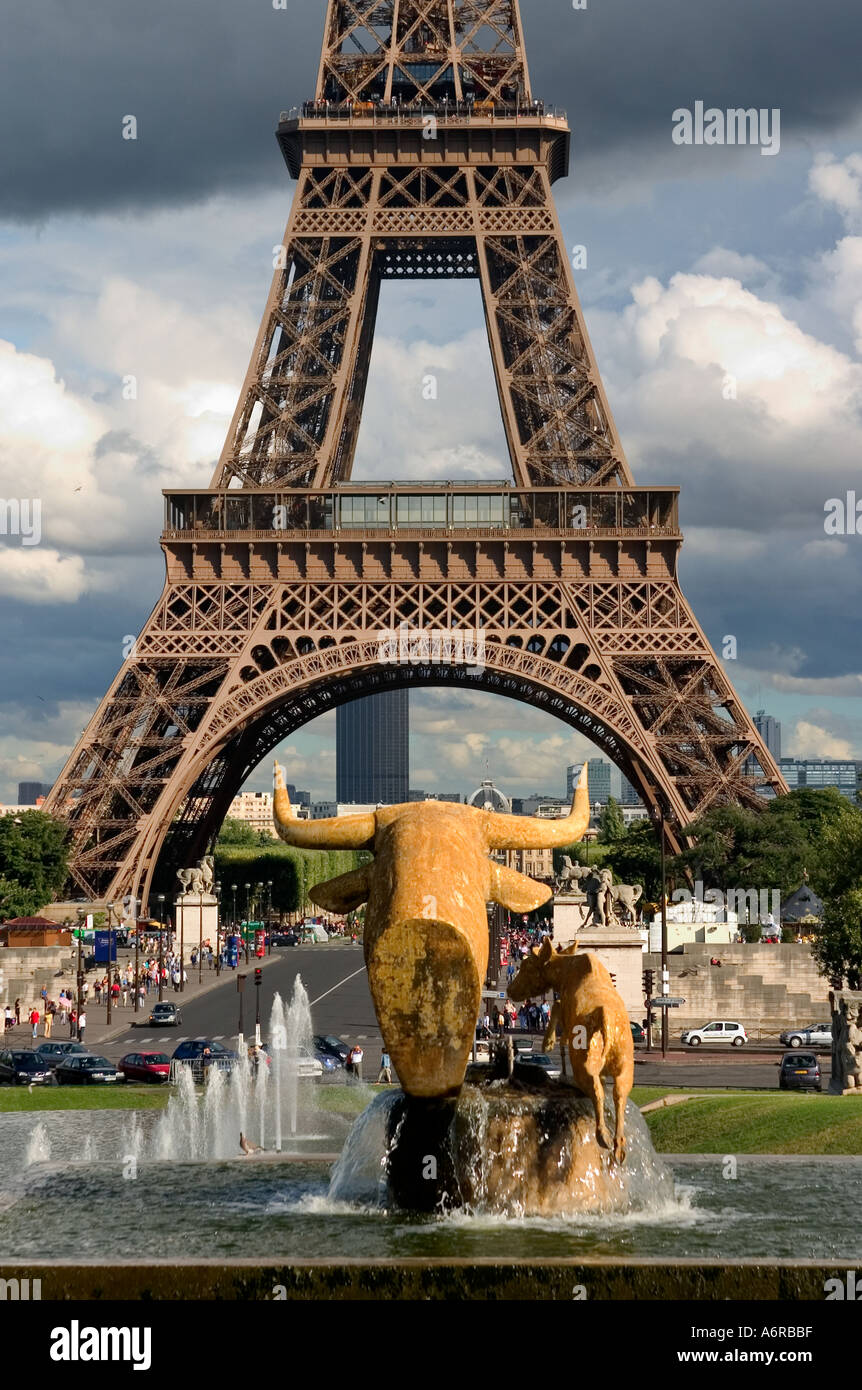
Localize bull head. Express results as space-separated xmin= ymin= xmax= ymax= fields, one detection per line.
xmin=273 ymin=762 xmax=590 ymax=1098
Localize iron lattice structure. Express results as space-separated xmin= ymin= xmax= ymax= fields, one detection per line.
xmin=45 ymin=1 xmax=786 ymax=905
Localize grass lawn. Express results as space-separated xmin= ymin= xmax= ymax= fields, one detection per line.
xmin=642 ymin=1092 xmax=862 ymax=1154
xmin=0 ymin=1085 xmax=170 ymax=1112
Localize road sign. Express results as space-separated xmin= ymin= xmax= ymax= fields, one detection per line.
xmin=94 ymin=930 xmax=117 ymax=963
xmin=651 ymin=996 xmax=685 ymax=1007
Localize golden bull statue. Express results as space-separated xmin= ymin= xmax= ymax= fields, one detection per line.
xmin=273 ymin=762 xmax=590 ymax=1098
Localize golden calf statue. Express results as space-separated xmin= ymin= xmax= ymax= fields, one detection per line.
xmin=273 ymin=762 xmax=590 ymax=1099
xmin=508 ymin=938 xmax=634 ymax=1162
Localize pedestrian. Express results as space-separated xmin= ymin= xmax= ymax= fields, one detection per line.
xmin=14 ymin=997 xmax=21 ymax=1025
xmin=4 ymin=1005 xmax=13 ymax=1032
xmin=347 ymin=1044 xmax=363 ymax=1081
xmin=138 ymin=982 xmax=146 ymax=1010
xmin=122 ymin=985 xmax=128 ymax=1007
xmin=94 ymin=978 xmax=102 ymax=1005
xmin=29 ymin=1007 xmax=40 ymax=1039
xmin=377 ymin=1050 xmax=392 ymax=1084
xmin=111 ymin=981 xmax=120 ymax=1006
xmin=43 ymin=1002 xmax=54 ymax=1037
xmin=69 ymin=1007 xmax=77 ymax=1037
xmin=78 ymin=1009 xmax=86 ymax=1044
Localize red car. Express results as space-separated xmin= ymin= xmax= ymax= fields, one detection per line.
xmin=118 ymin=1051 xmax=171 ymax=1083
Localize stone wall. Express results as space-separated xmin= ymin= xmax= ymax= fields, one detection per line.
xmin=643 ymin=942 xmax=831 ymax=1034
xmin=0 ymin=946 xmax=74 ymax=1011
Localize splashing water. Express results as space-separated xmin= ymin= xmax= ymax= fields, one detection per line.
xmin=133 ymin=976 xmax=326 ymax=1162
xmin=25 ymin=1122 xmax=51 ymax=1167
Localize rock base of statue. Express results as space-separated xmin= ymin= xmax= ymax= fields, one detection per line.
xmin=551 ymin=908 xmax=645 ymax=1021
xmin=174 ymin=894 xmax=219 ymax=953
xmin=383 ymin=1067 xmax=674 ymax=1217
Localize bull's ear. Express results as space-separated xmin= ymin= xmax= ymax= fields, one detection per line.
xmin=538 ymin=935 xmax=554 ymax=963
xmin=489 ymin=862 xmax=553 ymax=914
xmin=309 ymin=864 xmax=372 ymax=914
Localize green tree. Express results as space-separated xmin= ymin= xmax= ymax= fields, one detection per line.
xmin=0 ymin=811 xmax=70 ymax=919
xmin=808 ymin=800 xmax=862 ymax=988
xmin=598 ymin=797 xmax=626 ymax=844
xmin=216 ymin=817 xmax=259 ymax=848
xmin=604 ymin=819 xmax=663 ymax=900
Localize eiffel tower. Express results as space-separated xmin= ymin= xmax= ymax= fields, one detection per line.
xmin=45 ymin=0 xmax=786 ymax=907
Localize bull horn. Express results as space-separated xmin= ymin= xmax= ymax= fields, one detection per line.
xmin=272 ymin=762 xmax=376 ymax=849
xmin=486 ymin=763 xmax=590 ymax=849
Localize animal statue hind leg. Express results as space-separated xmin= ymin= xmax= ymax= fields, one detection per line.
xmin=543 ymin=1001 xmax=561 ymax=1052
xmin=612 ymin=1069 xmax=631 ymax=1164
xmin=571 ymin=1021 xmax=614 ymax=1153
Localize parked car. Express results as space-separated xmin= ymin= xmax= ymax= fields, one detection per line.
xmin=0 ymin=1049 xmax=54 ymax=1086
xmin=171 ymin=1039 xmax=238 ymax=1081
xmin=33 ymin=1041 xmax=89 ymax=1070
xmin=779 ymin=1023 xmax=832 ymax=1049
xmin=517 ymin=1053 xmax=562 ymax=1080
xmin=118 ymin=1052 xmax=171 ymax=1084
xmin=259 ymin=1042 xmax=325 ymax=1078
xmin=313 ymin=1034 xmax=349 ymax=1065
xmin=630 ymin=1022 xmax=646 ymax=1045
xmin=778 ymin=1052 xmax=822 ymax=1092
xmin=55 ymin=1055 xmax=124 ymax=1085
xmin=147 ymin=1002 xmax=182 ymax=1027
xmin=681 ymin=1021 xmax=747 ymax=1048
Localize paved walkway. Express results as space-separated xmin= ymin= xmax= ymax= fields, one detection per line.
xmin=3 ymin=944 xmax=290 ymax=1053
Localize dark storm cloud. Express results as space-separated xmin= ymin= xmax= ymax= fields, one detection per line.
xmin=3 ymin=0 xmax=862 ymax=221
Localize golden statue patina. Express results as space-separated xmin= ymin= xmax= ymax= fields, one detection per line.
xmin=508 ymin=938 xmax=634 ymax=1162
xmin=273 ymin=762 xmax=590 ymax=1098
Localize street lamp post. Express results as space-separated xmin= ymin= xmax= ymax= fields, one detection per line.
xmin=652 ymin=804 xmax=669 ymax=1060
xmin=105 ymin=901 xmax=114 ymax=1024
xmin=75 ymin=908 xmax=85 ymax=1041
xmin=244 ymin=884 xmax=251 ymax=962
xmin=157 ymin=895 xmax=165 ymax=1002
xmin=214 ymin=881 xmax=222 ymax=975
xmin=132 ymin=898 xmax=141 ymax=1012
xmin=267 ymin=880 xmax=273 ymax=954
xmin=231 ymin=883 xmax=237 ymax=932
xmin=198 ymin=890 xmax=204 ymax=985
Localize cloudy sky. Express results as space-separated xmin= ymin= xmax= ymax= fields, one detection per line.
xmin=2 ymin=0 xmax=862 ymax=806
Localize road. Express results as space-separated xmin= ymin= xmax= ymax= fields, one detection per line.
xmin=94 ymin=943 xmax=384 ymax=1073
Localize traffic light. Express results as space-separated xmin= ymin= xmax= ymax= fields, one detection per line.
xmin=643 ymin=968 xmax=655 ymax=997
xmin=254 ymin=968 xmax=262 ymax=985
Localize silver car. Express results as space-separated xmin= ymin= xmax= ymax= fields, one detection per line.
xmin=779 ymin=1022 xmax=832 ymax=1048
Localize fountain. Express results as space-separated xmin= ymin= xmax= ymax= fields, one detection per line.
xmin=147 ymin=977 xmax=328 ymax=1161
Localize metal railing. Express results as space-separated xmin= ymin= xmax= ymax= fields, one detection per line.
xmin=280 ymin=100 xmax=567 ymax=127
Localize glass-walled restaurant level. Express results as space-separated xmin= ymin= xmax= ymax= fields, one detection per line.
xmin=164 ymin=486 xmax=679 ymax=537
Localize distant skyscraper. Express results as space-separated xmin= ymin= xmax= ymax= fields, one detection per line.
xmin=567 ymin=760 xmax=640 ymax=807
xmin=336 ymin=691 xmax=409 ymax=804
xmin=18 ymin=781 xmax=51 ymax=805
xmin=753 ymin=710 xmax=781 ymax=763
xmin=616 ymin=771 xmax=641 ymax=805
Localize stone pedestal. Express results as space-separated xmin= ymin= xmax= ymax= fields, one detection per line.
xmin=175 ymin=894 xmax=219 ymax=960
xmin=829 ymin=989 xmax=862 ymax=1095
xmin=552 ymin=897 xmax=644 ymax=1021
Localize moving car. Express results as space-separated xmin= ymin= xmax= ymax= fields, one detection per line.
xmin=779 ymin=1022 xmax=832 ymax=1049
xmin=0 ymin=1049 xmax=54 ymax=1086
xmin=630 ymin=1022 xmax=646 ymax=1045
xmin=271 ymin=931 xmax=299 ymax=947
xmin=55 ymin=1055 xmax=124 ymax=1085
xmin=147 ymin=1002 xmax=183 ymax=1027
xmin=313 ymin=1034 xmax=349 ymax=1066
xmin=778 ymin=1052 xmax=822 ymax=1092
xmin=681 ymin=1021 xmax=747 ymax=1048
xmin=33 ymin=1041 xmax=89 ymax=1069
xmin=118 ymin=1052 xmax=171 ymax=1083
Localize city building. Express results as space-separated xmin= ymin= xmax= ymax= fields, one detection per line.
xmin=17 ymin=781 xmax=51 ymax=804
xmin=514 ymin=793 xmax=565 ymax=817
xmin=336 ymin=690 xmax=409 ymax=804
xmin=779 ymin=758 xmax=858 ymax=800
xmin=286 ymin=785 xmax=310 ymax=806
xmin=566 ymin=759 xmax=642 ymax=808
xmin=226 ymin=791 xmax=278 ymax=838
xmin=505 ymin=846 xmax=554 ymax=881
xmin=753 ymin=710 xmax=781 ymax=762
